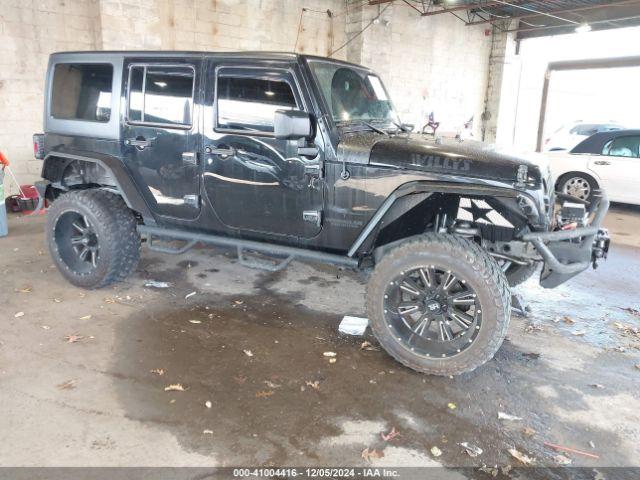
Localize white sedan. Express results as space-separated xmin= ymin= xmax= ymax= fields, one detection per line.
xmin=545 ymin=129 xmax=640 ymax=205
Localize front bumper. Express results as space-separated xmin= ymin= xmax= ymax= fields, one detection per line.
xmin=521 ymin=191 xmax=610 ymax=288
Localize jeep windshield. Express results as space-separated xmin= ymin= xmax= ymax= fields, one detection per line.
xmin=308 ymin=60 xmax=400 ymax=131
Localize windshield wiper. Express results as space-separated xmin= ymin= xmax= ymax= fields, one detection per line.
xmin=392 ymin=121 xmax=413 ymax=133
xmin=339 ymin=120 xmax=389 ymax=136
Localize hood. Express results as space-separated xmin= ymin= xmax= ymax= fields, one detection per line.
xmin=336 ymin=133 xmax=543 ymax=185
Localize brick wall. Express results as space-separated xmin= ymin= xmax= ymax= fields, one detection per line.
xmin=0 ymin=0 xmax=500 ymax=193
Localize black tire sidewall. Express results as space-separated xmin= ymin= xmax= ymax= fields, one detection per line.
xmin=367 ymin=236 xmax=510 ymax=375
xmin=46 ymin=191 xmax=136 ymax=289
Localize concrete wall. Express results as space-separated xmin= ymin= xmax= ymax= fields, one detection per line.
xmin=347 ymin=3 xmax=493 ymax=137
xmin=0 ymin=0 xmax=102 ymax=194
xmin=0 ymin=0 xmax=496 ymax=194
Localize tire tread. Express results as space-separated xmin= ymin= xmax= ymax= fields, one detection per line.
xmin=366 ymin=233 xmax=511 ymax=375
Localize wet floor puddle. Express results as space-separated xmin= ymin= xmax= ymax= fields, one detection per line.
xmin=109 ymin=284 xmax=634 ymax=467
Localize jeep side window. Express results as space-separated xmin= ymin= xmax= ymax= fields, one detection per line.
xmin=216 ymin=75 xmax=297 ymax=133
xmin=50 ymin=63 xmax=113 ymax=122
xmin=127 ymin=65 xmax=194 ymax=128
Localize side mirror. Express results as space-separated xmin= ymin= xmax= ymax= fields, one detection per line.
xmin=274 ymin=110 xmax=314 ymax=140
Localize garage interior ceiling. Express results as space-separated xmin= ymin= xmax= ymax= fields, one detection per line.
xmin=367 ymin=0 xmax=640 ymax=38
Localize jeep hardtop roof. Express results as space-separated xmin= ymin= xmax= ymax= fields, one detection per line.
xmin=48 ymin=51 xmax=372 ymax=71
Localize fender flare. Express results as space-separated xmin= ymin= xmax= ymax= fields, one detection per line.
xmin=347 ymin=180 xmax=521 ymax=257
xmin=42 ymin=151 xmax=155 ymax=222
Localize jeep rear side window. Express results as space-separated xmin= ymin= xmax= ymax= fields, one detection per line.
xmin=50 ymin=63 xmax=113 ymax=122
xmin=216 ymin=75 xmax=297 ymax=133
xmin=127 ymin=65 xmax=194 ymax=128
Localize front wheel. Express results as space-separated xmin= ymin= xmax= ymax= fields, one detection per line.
xmin=367 ymin=234 xmax=511 ymax=376
xmin=46 ymin=189 xmax=141 ymax=289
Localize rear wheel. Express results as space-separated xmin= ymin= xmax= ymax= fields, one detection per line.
xmin=557 ymin=173 xmax=598 ymax=203
xmin=46 ymin=189 xmax=140 ymax=289
xmin=367 ymin=234 xmax=511 ymax=376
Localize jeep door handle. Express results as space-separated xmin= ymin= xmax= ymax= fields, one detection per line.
xmin=204 ymin=145 xmax=236 ymax=158
xmin=126 ymin=137 xmax=155 ymax=149
xmin=594 ymin=160 xmax=611 ymax=165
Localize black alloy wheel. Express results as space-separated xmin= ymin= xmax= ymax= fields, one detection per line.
xmin=384 ymin=266 xmax=481 ymax=358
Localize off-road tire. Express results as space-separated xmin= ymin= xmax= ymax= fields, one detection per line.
xmin=505 ymin=262 xmax=539 ymax=287
xmin=367 ymin=233 xmax=511 ymax=376
xmin=46 ymin=189 xmax=140 ymax=289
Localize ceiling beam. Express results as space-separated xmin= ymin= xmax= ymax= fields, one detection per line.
xmin=507 ymin=12 xmax=640 ymax=33
xmin=420 ymin=2 xmax=505 ymax=17
xmin=465 ymin=0 xmax=640 ymax=26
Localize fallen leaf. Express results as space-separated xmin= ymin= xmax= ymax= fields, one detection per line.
xmin=572 ymin=330 xmax=587 ymax=336
xmin=203 ymin=429 xmax=214 ymax=435
xmin=79 ymin=315 xmax=92 ymax=320
xmin=14 ymin=312 xmax=25 ymax=318
xmin=234 ymin=300 xmax=244 ymax=305
xmin=508 ymin=448 xmax=534 ymax=465
xmin=522 ymin=427 xmax=536 ymax=436
xmin=64 ymin=334 xmax=84 ymax=343
xmin=243 ymin=349 xmax=254 ymax=357
xmin=323 ymin=351 xmax=337 ymax=357
xmin=635 ymin=364 xmax=640 ymax=370
xmin=205 ymin=400 xmax=212 ymax=408
xmin=430 ymin=446 xmax=442 ymax=457
xmin=459 ymin=442 xmax=483 ymax=457
xmin=164 ymin=383 xmax=185 ymax=392
xmin=447 ymin=402 xmax=457 ymax=410
xmin=554 ymin=454 xmax=572 ymax=465
xmin=263 ymin=380 xmax=281 ymax=389
xmin=53 ymin=298 xmax=62 ymax=303
xmin=56 ymin=380 xmax=76 ymax=390
xmin=563 ymin=316 xmax=575 ymax=324
xmin=360 ymin=341 xmax=380 ymax=351
xmin=361 ymin=447 xmax=384 ymax=462
xmin=381 ymin=426 xmax=400 ymax=442
xmin=255 ymin=390 xmax=274 ymax=398
xmin=305 ymin=380 xmax=320 ymax=391
xmin=17 ymin=286 xmax=32 ymax=293
xmin=498 ymin=412 xmax=522 ymax=421
xmin=188 ymin=319 xmax=202 ymax=324
xmin=150 ymin=368 xmax=165 ymax=376
xmin=524 ymin=324 xmax=543 ymax=333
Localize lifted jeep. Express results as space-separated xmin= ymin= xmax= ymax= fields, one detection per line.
xmin=34 ymin=51 xmax=610 ymax=375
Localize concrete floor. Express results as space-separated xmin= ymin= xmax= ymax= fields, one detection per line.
xmin=1 ymin=203 xmax=639 ymax=470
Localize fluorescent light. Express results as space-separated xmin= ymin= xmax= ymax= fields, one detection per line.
xmin=575 ymin=23 xmax=591 ymax=33
xmin=264 ymin=90 xmax=275 ymax=96
xmin=153 ymin=81 xmax=167 ymax=88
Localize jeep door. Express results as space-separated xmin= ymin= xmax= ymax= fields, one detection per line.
xmin=122 ymin=59 xmax=202 ymax=220
xmin=202 ymin=61 xmax=323 ymax=239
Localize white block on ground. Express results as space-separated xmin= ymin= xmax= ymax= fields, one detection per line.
xmin=338 ymin=316 xmax=369 ymax=336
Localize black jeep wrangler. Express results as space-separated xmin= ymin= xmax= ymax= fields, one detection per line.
xmin=34 ymin=51 xmax=610 ymax=375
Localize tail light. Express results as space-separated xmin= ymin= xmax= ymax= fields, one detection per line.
xmin=33 ymin=133 xmax=45 ymax=159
